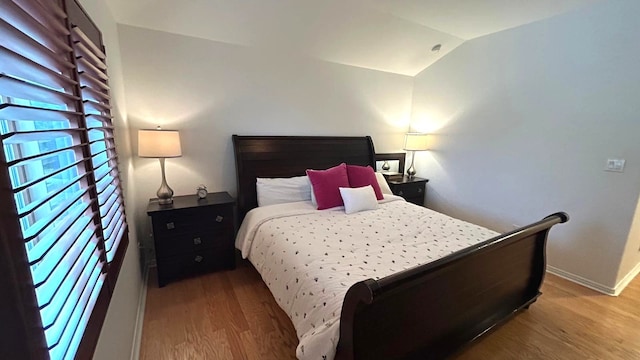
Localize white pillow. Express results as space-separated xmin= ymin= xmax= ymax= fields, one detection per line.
xmin=375 ymin=172 xmax=393 ymax=195
xmin=339 ymin=185 xmax=379 ymax=214
xmin=256 ymin=176 xmax=311 ymax=206
xmin=309 ymin=176 xmax=317 ymax=206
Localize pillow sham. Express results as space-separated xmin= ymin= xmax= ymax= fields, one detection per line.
xmin=339 ymin=185 xmax=379 ymax=214
xmin=306 ymin=163 xmax=349 ymax=210
xmin=375 ymin=172 xmax=394 ymax=196
xmin=256 ymin=175 xmax=311 ymax=206
xmin=346 ymin=165 xmax=383 ymax=200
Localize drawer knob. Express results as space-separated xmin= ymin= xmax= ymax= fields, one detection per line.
xmin=398 ymin=190 xmax=404 ymax=196
xmin=166 ymin=222 xmax=175 ymax=230
xmin=215 ymin=215 xmax=224 ymax=223
xmin=193 ymin=237 xmax=202 ymax=245
xmin=194 ymin=255 xmax=203 ymax=263
xmin=418 ymin=187 xmax=423 ymax=193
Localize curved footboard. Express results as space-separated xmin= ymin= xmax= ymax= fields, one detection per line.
xmin=335 ymin=212 xmax=569 ymax=360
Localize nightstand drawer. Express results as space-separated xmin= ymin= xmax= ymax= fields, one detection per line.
xmin=391 ymin=183 xmax=424 ymax=198
xmin=154 ymin=230 xmax=233 ymax=258
xmin=386 ymin=176 xmax=428 ymax=207
xmin=157 ymin=248 xmax=235 ymax=285
xmin=153 ymin=206 xmax=233 ymax=234
xmin=404 ymin=196 xmax=424 ymax=206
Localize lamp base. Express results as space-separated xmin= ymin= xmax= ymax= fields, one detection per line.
xmin=157 ymin=196 xmax=173 ymax=205
xmin=157 ymin=158 xmax=174 ymax=205
xmin=406 ymin=150 xmax=417 ymax=178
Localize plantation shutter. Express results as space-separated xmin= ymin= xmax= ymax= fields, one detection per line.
xmin=0 ymin=0 xmax=128 ymax=358
xmin=66 ymin=0 xmax=128 ymax=280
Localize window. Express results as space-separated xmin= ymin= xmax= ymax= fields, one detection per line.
xmin=0 ymin=0 xmax=128 ymax=359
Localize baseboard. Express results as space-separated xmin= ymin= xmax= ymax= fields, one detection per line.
xmin=130 ymin=265 xmax=149 ymax=360
xmin=546 ymin=265 xmax=616 ymax=296
xmin=547 ymin=262 xmax=640 ymax=297
xmin=613 ymin=261 xmax=640 ymax=296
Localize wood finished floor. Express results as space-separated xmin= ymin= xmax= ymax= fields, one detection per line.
xmin=140 ymin=260 xmax=640 ymax=360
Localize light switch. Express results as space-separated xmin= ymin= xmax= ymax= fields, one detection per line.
xmin=605 ymin=158 xmax=625 ymax=172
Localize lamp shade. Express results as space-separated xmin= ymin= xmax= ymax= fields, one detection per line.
xmin=138 ymin=129 xmax=182 ymax=158
xmin=403 ymin=133 xmax=429 ymax=151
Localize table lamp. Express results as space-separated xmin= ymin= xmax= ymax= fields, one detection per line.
xmin=403 ymin=133 xmax=429 ymax=178
xmin=138 ymin=127 xmax=182 ymax=204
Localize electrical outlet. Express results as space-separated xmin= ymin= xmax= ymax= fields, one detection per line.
xmin=605 ymin=158 xmax=625 ymax=172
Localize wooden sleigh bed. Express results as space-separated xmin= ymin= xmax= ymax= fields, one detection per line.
xmin=232 ymin=135 xmax=569 ymax=360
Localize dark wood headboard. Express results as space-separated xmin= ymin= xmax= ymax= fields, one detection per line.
xmin=232 ymin=135 xmax=376 ymax=222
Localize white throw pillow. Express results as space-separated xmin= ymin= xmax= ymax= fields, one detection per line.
xmin=256 ymin=176 xmax=311 ymax=206
xmin=339 ymin=185 xmax=379 ymax=214
xmin=375 ymin=172 xmax=393 ymax=195
xmin=309 ymin=176 xmax=317 ymax=206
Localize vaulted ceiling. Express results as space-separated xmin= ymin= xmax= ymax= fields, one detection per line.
xmin=107 ymin=0 xmax=604 ymax=76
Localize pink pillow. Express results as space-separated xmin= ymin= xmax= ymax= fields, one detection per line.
xmin=306 ymin=163 xmax=349 ymax=210
xmin=346 ymin=165 xmax=383 ymax=200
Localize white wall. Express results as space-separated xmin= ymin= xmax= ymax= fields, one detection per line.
xmin=78 ymin=1 xmax=143 ymax=359
xmin=116 ymin=24 xmax=414 ymax=260
xmin=618 ymin=192 xmax=640 ymax=285
xmin=411 ymin=0 xmax=640 ymax=291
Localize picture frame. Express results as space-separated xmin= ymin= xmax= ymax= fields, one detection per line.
xmin=375 ymin=153 xmax=406 ymax=177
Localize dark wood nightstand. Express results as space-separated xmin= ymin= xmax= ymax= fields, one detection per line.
xmin=386 ymin=176 xmax=429 ymax=206
xmin=147 ymin=192 xmax=236 ymax=287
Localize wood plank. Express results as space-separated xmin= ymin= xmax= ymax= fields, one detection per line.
xmin=140 ymin=261 xmax=640 ymax=359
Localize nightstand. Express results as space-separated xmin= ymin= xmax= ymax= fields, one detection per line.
xmin=386 ymin=176 xmax=429 ymax=206
xmin=147 ymin=192 xmax=236 ymax=287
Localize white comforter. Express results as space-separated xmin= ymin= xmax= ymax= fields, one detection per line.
xmin=236 ymin=196 xmax=498 ymax=360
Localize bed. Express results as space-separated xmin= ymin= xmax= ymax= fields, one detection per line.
xmin=232 ymin=135 xmax=568 ymax=360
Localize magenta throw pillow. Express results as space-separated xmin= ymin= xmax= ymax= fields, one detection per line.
xmin=306 ymin=163 xmax=350 ymax=210
xmin=346 ymin=165 xmax=383 ymax=200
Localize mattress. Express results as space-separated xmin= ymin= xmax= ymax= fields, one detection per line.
xmin=235 ymin=196 xmax=498 ymax=360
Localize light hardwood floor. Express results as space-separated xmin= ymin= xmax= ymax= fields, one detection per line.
xmin=140 ymin=260 xmax=640 ymax=360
